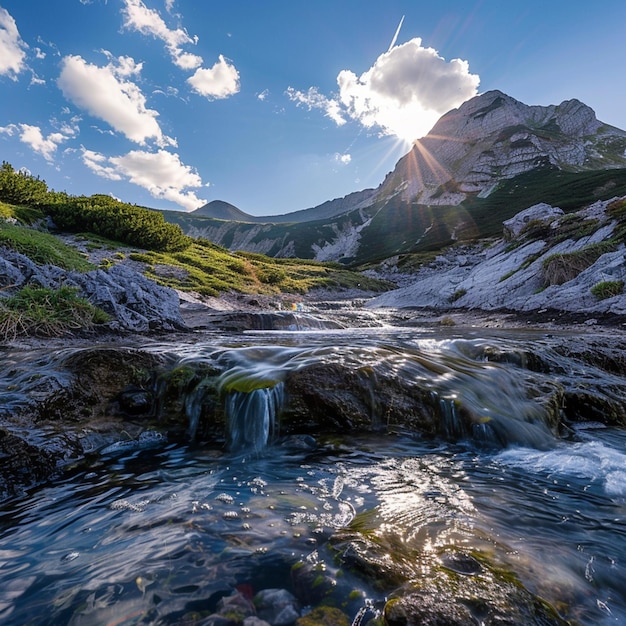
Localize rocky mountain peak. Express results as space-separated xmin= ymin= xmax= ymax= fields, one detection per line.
xmin=377 ymin=90 xmax=626 ymax=206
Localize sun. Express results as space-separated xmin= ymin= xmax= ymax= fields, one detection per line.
xmin=385 ymin=105 xmax=441 ymax=148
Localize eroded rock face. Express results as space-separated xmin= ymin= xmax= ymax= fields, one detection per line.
xmin=377 ymin=90 xmax=626 ymax=206
xmin=368 ymin=196 xmax=626 ymax=317
xmin=0 ymin=346 xmax=170 ymax=497
xmin=0 ymin=249 xmax=186 ymax=332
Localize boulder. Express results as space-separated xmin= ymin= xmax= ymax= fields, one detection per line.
xmin=503 ymin=203 xmax=564 ymax=240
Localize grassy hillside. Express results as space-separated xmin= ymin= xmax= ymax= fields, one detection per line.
xmin=0 ymin=164 xmax=390 ymax=300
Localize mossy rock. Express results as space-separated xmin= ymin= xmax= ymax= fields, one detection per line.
xmin=296 ymin=606 xmax=350 ymax=626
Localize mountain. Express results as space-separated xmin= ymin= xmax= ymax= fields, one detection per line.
xmin=163 ymin=90 xmax=626 ymax=265
xmin=191 ymin=200 xmax=256 ymax=222
xmin=376 ymin=89 xmax=626 ymax=206
xmin=193 ymin=189 xmax=378 ymax=224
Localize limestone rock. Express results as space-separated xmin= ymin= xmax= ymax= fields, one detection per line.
xmin=0 ymin=248 xmax=185 ymax=332
xmin=368 ymin=196 xmax=626 ymax=317
xmin=503 ymin=203 xmax=564 ymax=240
xmin=377 ymin=90 xmax=626 ymax=206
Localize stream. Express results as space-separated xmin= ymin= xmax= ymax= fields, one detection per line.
xmin=1 ymin=319 xmax=626 ymax=625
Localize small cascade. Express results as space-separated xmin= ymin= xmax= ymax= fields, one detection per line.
xmin=225 ymin=383 xmax=284 ymax=455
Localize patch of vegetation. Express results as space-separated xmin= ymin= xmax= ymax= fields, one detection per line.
xmin=0 ymin=286 xmax=110 ymax=341
xmin=607 ymin=198 xmax=626 ymax=245
xmin=0 ymin=221 xmax=94 ymax=271
xmin=129 ymin=240 xmax=390 ymax=297
xmin=458 ymin=167 xmax=626 ymax=242
xmin=0 ymin=200 xmax=45 ymax=224
xmin=499 ymin=269 xmax=517 ymax=282
xmin=449 ymin=288 xmax=467 ymax=303
xmin=542 ymin=242 xmax=617 ymax=286
xmin=517 ymin=218 xmax=555 ymax=240
xmin=44 ymin=194 xmax=190 ymax=252
xmin=607 ymin=197 xmax=626 ymax=221
xmin=591 ymin=280 xmax=624 ymax=300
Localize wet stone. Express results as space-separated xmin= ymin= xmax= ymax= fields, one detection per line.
xmin=439 ymin=551 xmax=483 ymax=575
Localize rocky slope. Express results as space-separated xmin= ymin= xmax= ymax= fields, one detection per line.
xmin=377 ymin=90 xmax=626 ymax=206
xmin=366 ymin=196 xmax=626 ymax=319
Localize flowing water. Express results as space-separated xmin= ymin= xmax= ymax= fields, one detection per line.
xmin=1 ymin=322 xmax=626 ymax=625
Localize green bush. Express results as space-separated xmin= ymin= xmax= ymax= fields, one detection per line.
xmin=0 ymin=161 xmax=49 ymax=206
xmin=0 ymin=286 xmax=110 ymax=340
xmin=43 ymin=194 xmax=190 ymax=252
xmin=590 ymin=280 xmax=624 ymax=300
xmin=449 ymin=288 xmax=467 ymax=302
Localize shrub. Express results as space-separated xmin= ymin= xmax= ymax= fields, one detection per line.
xmin=449 ymin=288 xmax=467 ymax=302
xmin=256 ymin=266 xmax=287 ymax=285
xmin=0 ymin=286 xmax=110 ymax=340
xmin=43 ymin=194 xmax=191 ymax=252
xmin=542 ymin=242 xmax=617 ymax=286
xmin=0 ymin=161 xmax=49 ymax=206
xmin=590 ymin=280 xmax=624 ymax=300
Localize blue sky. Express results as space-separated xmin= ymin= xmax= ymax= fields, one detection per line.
xmin=1 ymin=1 xmax=625 ymax=216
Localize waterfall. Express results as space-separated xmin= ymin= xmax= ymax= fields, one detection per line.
xmin=225 ymin=383 xmax=284 ymax=455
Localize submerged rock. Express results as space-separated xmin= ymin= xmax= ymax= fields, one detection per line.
xmin=331 ymin=531 xmax=567 ymax=626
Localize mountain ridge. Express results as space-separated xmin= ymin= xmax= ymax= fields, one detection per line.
xmin=163 ymin=90 xmax=626 ymax=265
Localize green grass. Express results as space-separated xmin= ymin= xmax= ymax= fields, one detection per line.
xmin=542 ymin=242 xmax=617 ymax=286
xmin=129 ymin=239 xmax=391 ymax=296
xmin=449 ymin=288 xmax=467 ymax=303
xmin=0 ymin=200 xmax=46 ymax=224
xmin=0 ymin=220 xmax=94 ymax=271
xmin=0 ymin=286 xmax=110 ymax=340
xmin=591 ymin=280 xmax=624 ymax=300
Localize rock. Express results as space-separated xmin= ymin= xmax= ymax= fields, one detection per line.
xmin=296 ymin=606 xmax=350 ymax=626
xmin=253 ymin=588 xmax=300 ymax=626
xmin=282 ymin=362 xmax=440 ymax=436
xmin=368 ymin=196 xmax=626 ymax=318
xmin=243 ymin=618 xmax=271 ymax=626
xmin=503 ymin=203 xmax=564 ymax=240
xmin=217 ymin=590 xmax=256 ymax=620
xmin=0 ymin=429 xmax=65 ymax=499
xmin=331 ymin=530 xmax=567 ymax=626
xmin=290 ymin=561 xmax=337 ymax=606
xmin=0 ymin=248 xmax=186 ymax=332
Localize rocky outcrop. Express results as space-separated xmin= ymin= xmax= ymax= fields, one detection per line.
xmin=0 ymin=248 xmax=186 ymax=332
xmin=502 ymin=203 xmax=564 ymax=240
xmin=367 ymin=196 xmax=626 ymax=318
xmin=377 ymin=90 xmax=626 ymax=206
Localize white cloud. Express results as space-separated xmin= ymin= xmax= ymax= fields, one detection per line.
xmin=187 ymin=55 xmax=240 ymax=99
xmin=0 ymin=7 xmax=28 ymax=79
xmin=121 ymin=0 xmax=202 ymax=70
xmin=82 ymin=148 xmax=207 ymax=211
xmin=334 ymin=152 xmax=351 ymax=165
xmin=257 ymin=89 xmax=269 ymax=101
xmin=57 ymin=54 xmax=175 ymax=147
xmin=0 ymin=122 xmax=76 ymax=161
xmin=286 ymin=86 xmax=346 ymax=126
xmin=290 ymin=37 xmax=479 ymax=144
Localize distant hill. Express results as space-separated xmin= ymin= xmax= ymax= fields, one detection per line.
xmin=164 ymin=90 xmax=626 ymax=266
xmin=192 ymin=200 xmax=256 ymax=222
